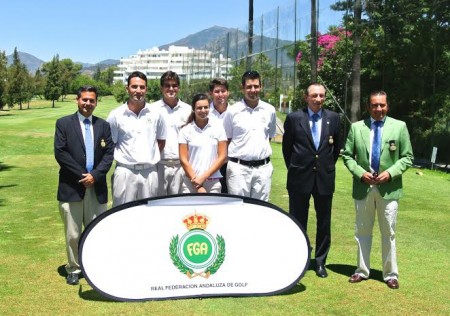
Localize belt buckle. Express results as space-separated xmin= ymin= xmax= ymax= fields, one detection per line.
xmin=135 ymin=163 xmax=150 ymax=170
xmin=167 ymin=159 xmax=179 ymax=167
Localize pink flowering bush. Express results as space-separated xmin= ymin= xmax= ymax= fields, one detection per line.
xmin=292 ymin=27 xmax=352 ymax=110
xmin=318 ymin=33 xmax=340 ymax=50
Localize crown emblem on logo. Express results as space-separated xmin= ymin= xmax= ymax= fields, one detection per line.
xmin=183 ymin=213 xmax=209 ymax=230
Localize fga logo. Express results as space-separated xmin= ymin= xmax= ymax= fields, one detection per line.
xmin=170 ymin=213 xmax=225 ymax=279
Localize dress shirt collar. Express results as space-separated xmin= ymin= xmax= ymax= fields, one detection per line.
xmin=370 ymin=117 xmax=385 ymax=126
xmin=77 ymin=112 xmax=92 ymax=123
xmin=307 ymin=108 xmax=322 ymax=119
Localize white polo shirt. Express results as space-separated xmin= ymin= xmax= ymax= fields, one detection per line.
xmin=107 ymin=102 xmax=167 ymax=165
xmin=223 ymin=99 xmax=276 ymax=161
xmin=178 ymin=120 xmax=227 ymax=179
xmin=151 ymin=99 xmax=192 ymax=160
xmin=209 ymin=102 xmax=228 ymax=121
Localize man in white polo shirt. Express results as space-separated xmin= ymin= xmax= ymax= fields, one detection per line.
xmin=208 ymin=78 xmax=230 ymax=193
xmin=150 ymin=71 xmax=192 ymax=196
xmin=107 ymin=71 xmax=167 ymax=207
xmin=223 ymin=71 xmax=276 ymax=201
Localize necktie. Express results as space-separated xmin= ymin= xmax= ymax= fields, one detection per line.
xmin=311 ymin=113 xmax=320 ymax=150
xmin=84 ymin=118 xmax=94 ymax=172
xmin=371 ymin=120 xmax=382 ymax=173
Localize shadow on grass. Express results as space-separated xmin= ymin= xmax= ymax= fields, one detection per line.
xmin=58 ymin=265 xmax=117 ymax=302
xmin=281 ymin=283 xmax=306 ymax=295
xmin=56 ymin=265 xmax=116 ymax=302
xmin=326 ymin=263 xmax=384 ymax=283
xmin=0 ymin=184 xmax=17 ymax=189
xmin=0 ymin=183 xmax=18 ymax=206
xmin=57 ymin=264 xmax=68 ymax=278
xmin=77 ymin=285 xmax=306 ymax=302
xmin=0 ymin=161 xmax=15 ymax=172
xmin=79 ymin=286 xmax=118 ymax=302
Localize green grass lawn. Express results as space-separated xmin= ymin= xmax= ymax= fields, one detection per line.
xmin=0 ymin=97 xmax=449 ymax=315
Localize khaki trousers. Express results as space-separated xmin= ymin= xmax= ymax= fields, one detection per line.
xmin=59 ymin=187 xmax=106 ymax=274
xmin=354 ymin=186 xmax=399 ymax=281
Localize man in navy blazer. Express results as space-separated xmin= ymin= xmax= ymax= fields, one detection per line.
xmin=54 ymin=85 xmax=114 ymax=285
xmin=282 ymin=83 xmax=341 ymax=278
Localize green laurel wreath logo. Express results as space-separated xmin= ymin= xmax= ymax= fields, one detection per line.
xmin=169 ymin=235 xmax=194 ymax=275
xmin=170 ymin=234 xmax=225 ymax=278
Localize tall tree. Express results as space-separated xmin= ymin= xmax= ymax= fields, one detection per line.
xmin=33 ymin=69 xmax=45 ymax=98
xmin=332 ymin=0 xmax=450 ymax=159
xmin=111 ymin=80 xmax=128 ymax=104
xmin=310 ymin=0 xmax=318 ymax=82
xmin=43 ymin=55 xmax=62 ymax=108
xmin=6 ymin=47 xmax=30 ymax=110
xmin=0 ymin=51 xmax=7 ymax=109
xmin=23 ymin=71 xmax=34 ymax=109
xmin=93 ymin=66 xmax=102 ymax=82
xmin=349 ymin=0 xmax=362 ymax=122
xmin=60 ymin=59 xmax=81 ymax=101
xmin=99 ymin=66 xmax=117 ymax=86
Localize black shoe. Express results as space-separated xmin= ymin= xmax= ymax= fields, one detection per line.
xmin=66 ymin=273 xmax=79 ymax=285
xmin=315 ymin=265 xmax=328 ymax=278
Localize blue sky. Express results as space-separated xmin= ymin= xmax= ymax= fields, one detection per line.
xmin=1 ymin=0 xmax=343 ymax=64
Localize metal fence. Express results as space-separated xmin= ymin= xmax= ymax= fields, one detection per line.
xmin=185 ymin=0 xmax=343 ymax=108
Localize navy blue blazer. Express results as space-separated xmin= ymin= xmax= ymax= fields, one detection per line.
xmin=282 ymin=108 xmax=341 ymax=195
xmin=54 ymin=112 xmax=114 ymax=203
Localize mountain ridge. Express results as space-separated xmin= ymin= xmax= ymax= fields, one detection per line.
xmin=7 ymin=25 xmax=294 ymax=73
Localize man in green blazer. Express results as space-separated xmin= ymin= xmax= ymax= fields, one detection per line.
xmin=342 ymin=90 xmax=413 ymax=290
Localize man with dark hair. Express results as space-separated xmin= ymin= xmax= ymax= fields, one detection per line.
xmin=282 ymin=83 xmax=341 ymax=278
xmin=151 ymin=70 xmax=191 ymax=196
xmin=223 ymin=71 xmax=276 ymax=201
xmin=107 ymin=71 xmax=167 ymax=206
xmin=208 ymin=78 xmax=230 ymax=193
xmin=342 ymin=90 xmax=413 ymax=289
xmin=55 ymin=85 xmax=114 ymax=285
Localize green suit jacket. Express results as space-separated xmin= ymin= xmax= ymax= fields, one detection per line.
xmin=342 ymin=116 xmax=413 ymax=200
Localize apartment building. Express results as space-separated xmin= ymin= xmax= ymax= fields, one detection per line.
xmin=113 ymin=45 xmax=232 ymax=83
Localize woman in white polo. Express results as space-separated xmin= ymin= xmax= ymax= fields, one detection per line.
xmin=179 ymin=93 xmax=227 ymax=193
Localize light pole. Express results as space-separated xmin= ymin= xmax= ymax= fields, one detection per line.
xmin=247 ymin=0 xmax=254 ymax=70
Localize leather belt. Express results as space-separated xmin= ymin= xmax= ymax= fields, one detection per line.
xmin=116 ymin=162 xmax=154 ymax=170
xmin=229 ymin=157 xmax=270 ymax=167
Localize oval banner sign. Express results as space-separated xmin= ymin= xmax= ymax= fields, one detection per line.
xmin=80 ymin=194 xmax=310 ymax=301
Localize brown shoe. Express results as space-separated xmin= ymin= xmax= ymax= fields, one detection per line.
xmin=348 ymin=273 xmax=366 ymax=283
xmin=386 ymin=279 xmax=399 ymax=289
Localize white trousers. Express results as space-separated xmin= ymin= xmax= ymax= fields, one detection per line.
xmin=112 ymin=165 xmax=158 ymax=207
xmin=354 ymin=186 xmax=399 ymax=281
xmin=226 ymin=161 xmax=273 ymax=202
xmin=156 ymin=163 xmax=184 ymax=196
xmin=181 ymin=177 xmax=222 ymax=193
xmin=59 ymin=187 xmax=106 ymax=274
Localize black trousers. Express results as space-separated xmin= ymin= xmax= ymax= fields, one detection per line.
xmin=220 ymin=162 xmax=228 ymax=194
xmin=288 ymin=186 xmax=332 ymax=266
